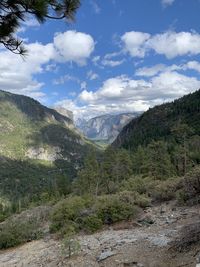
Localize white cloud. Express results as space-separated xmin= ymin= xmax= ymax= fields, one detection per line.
xmin=121 ymin=31 xmax=150 ymax=58
xmin=162 ymin=0 xmax=175 ymax=7
xmin=87 ymin=70 xmax=99 ymax=80
xmin=0 ymin=42 xmax=54 ymax=99
xmin=0 ymin=30 xmax=95 ymax=99
xmin=102 ymin=59 xmax=124 ymax=67
xmin=122 ymin=30 xmax=200 ymax=59
xmin=147 ymin=31 xmax=200 ymax=59
xmin=135 ymin=64 xmax=167 ymax=77
xmin=135 ymin=61 xmax=200 ymax=77
xmin=184 ymin=61 xmax=200 ymax=73
xmin=90 ymin=0 xmax=101 ymax=14
xmin=53 ymin=75 xmax=79 ymax=85
xmin=81 ymin=81 xmax=87 ymax=90
xmin=54 ymin=31 xmax=95 ymax=65
xmin=59 ymin=72 xmax=200 ymax=119
xmin=17 ymin=18 xmax=40 ymax=33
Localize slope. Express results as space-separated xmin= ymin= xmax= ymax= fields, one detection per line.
xmin=0 ymin=90 xmax=93 ymax=211
xmin=113 ymin=90 xmax=200 ymax=151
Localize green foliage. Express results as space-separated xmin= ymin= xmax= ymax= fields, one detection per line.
xmin=50 ymin=194 xmax=138 ymax=235
xmin=177 ymin=166 xmax=200 ymax=205
xmin=0 ymin=206 xmax=50 ymax=249
xmin=61 ymin=228 xmax=80 ymax=258
xmin=81 ymin=215 xmax=103 ymax=233
xmin=0 ymin=90 xmax=94 ymax=212
xmin=144 ymin=141 xmax=175 ymax=179
xmin=150 ymin=177 xmax=182 ymax=202
xmin=50 ymin=196 xmax=88 ymax=234
xmin=120 ymin=175 xmax=147 ymax=194
xmin=74 ymin=150 xmax=100 ymax=195
xmin=94 ymin=194 xmax=137 ymax=224
xmin=0 ymin=220 xmax=42 ymax=249
xmin=0 ymin=0 xmax=81 ymax=54
xmin=113 ymin=90 xmax=200 ymax=151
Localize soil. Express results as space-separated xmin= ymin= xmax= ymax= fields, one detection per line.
xmin=0 ymin=202 xmax=200 ymax=267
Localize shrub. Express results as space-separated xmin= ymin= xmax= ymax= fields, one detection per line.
xmin=120 ymin=176 xmax=147 ymax=194
xmin=0 ymin=219 xmax=42 ymax=249
xmin=81 ymin=215 xmax=103 ymax=233
xmin=118 ymin=190 xmax=150 ymax=208
xmin=95 ymin=194 xmax=137 ymax=224
xmin=179 ymin=166 xmax=200 ymax=205
xmin=50 ymin=196 xmax=90 ymax=233
xmin=134 ymin=193 xmax=151 ymax=208
xmin=170 ymin=221 xmax=200 ymax=252
xmin=150 ymin=177 xmax=181 ymax=202
xmin=50 ymin=194 xmax=138 ymax=235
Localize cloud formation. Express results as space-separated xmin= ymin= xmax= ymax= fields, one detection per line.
xmin=162 ymin=0 xmax=175 ymax=7
xmin=54 ymin=31 xmax=95 ymax=65
xmin=0 ymin=31 xmax=95 ymax=99
xmin=56 ymin=68 xmax=200 ymax=119
xmin=122 ymin=31 xmax=200 ymax=59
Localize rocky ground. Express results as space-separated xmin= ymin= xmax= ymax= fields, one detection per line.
xmin=0 ymin=202 xmax=200 ymax=267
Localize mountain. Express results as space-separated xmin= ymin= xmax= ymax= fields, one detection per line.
xmin=76 ymin=113 xmax=138 ymax=144
xmin=113 ymin=90 xmax=200 ymax=151
xmin=0 ymin=90 xmax=93 ymax=209
xmin=53 ymin=106 xmax=74 ymax=121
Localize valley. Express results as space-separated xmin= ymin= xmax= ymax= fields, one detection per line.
xmin=0 ymin=89 xmax=200 ymax=267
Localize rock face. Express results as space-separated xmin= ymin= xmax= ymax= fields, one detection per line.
xmin=0 ymin=89 xmax=90 ymax=162
xmin=76 ymin=113 xmax=138 ymax=144
xmin=53 ymin=106 xmax=74 ymax=121
xmin=0 ymin=90 xmax=93 ymax=204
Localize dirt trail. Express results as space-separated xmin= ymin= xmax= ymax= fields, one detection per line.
xmin=0 ymin=203 xmax=200 ymax=267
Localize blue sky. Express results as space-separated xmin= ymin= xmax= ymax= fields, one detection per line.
xmin=1 ymin=0 xmax=200 ymax=119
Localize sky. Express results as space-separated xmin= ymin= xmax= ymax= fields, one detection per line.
xmin=1 ymin=0 xmax=200 ymax=120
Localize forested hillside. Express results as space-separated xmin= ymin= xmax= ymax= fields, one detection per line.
xmin=0 ymin=90 xmax=200 ymax=253
xmin=0 ymin=90 xmax=93 ymax=215
xmin=113 ymin=90 xmax=200 ymax=151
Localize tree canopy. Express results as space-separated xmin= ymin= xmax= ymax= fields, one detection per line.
xmin=0 ymin=0 xmax=81 ymax=54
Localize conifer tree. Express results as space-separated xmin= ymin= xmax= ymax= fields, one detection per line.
xmin=0 ymin=0 xmax=80 ymax=54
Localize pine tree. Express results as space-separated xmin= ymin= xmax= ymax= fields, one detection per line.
xmin=75 ymin=150 xmax=100 ymax=196
xmin=144 ymin=141 xmax=175 ymax=179
xmin=0 ymin=0 xmax=80 ymax=54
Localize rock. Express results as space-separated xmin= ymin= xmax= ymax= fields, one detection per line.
xmin=196 ymin=253 xmax=200 ymax=264
xmin=122 ymin=261 xmax=144 ymax=267
xmin=137 ymin=215 xmax=154 ymax=226
xmin=96 ymin=250 xmax=116 ymax=262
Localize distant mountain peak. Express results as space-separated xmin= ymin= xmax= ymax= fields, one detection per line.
xmin=76 ymin=112 xmax=139 ymax=144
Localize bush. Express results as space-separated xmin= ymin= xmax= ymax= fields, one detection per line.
xmin=95 ymin=194 xmax=137 ymax=224
xmin=81 ymin=215 xmax=103 ymax=233
xmin=50 ymin=196 xmax=90 ymax=234
xmin=170 ymin=221 xmax=200 ymax=252
xmin=120 ymin=176 xmax=147 ymax=194
xmin=150 ymin=177 xmax=181 ymax=202
xmin=50 ymin=194 xmax=138 ymax=235
xmin=179 ymin=166 xmax=200 ymax=205
xmin=0 ymin=219 xmax=42 ymax=249
xmin=134 ymin=193 xmax=151 ymax=208
xmin=118 ymin=190 xmax=150 ymax=208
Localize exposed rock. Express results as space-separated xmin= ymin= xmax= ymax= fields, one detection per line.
xmin=76 ymin=113 xmax=138 ymax=143
xmin=53 ymin=106 xmax=74 ymax=121
xmin=96 ymin=250 xmax=116 ymax=262
xmin=25 ymin=146 xmax=63 ymax=161
xmin=1 ymin=204 xmax=200 ymax=267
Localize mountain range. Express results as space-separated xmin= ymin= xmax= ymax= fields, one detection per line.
xmin=76 ymin=113 xmax=138 ymax=144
